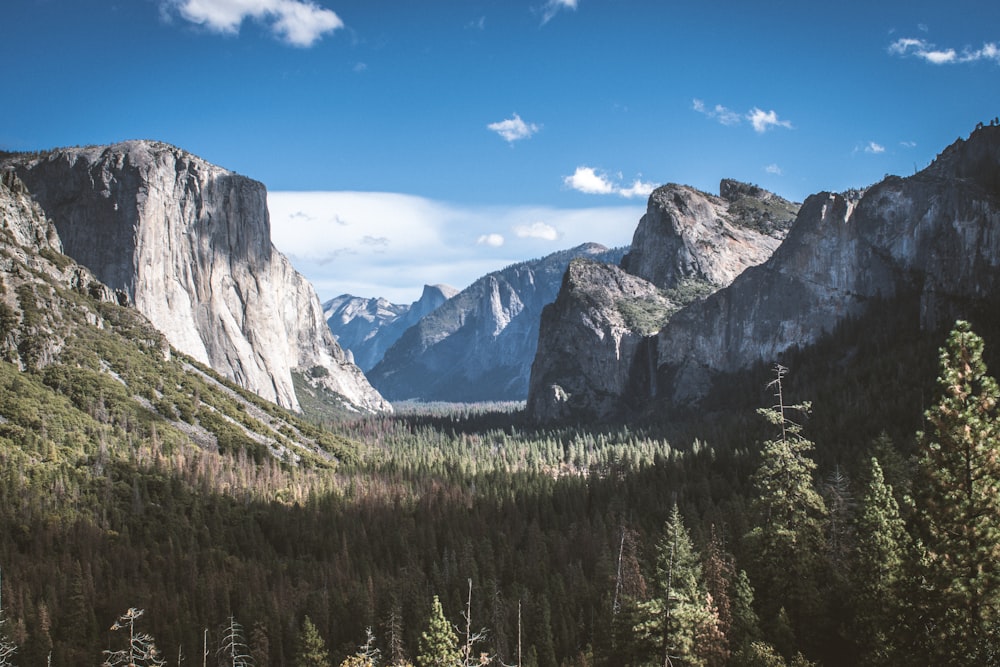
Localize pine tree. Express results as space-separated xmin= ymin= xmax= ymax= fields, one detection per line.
xmin=911 ymin=321 xmax=1000 ymax=664
xmin=852 ymin=457 xmax=906 ymax=665
xmin=633 ymin=504 xmax=725 ymax=667
xmin=295 ymin=616 xmax=331 ymax=667
xmin=417 ymin=596 xmax=460 ymax=667
xmin=743 ymin=366 xmax=828 ymax=655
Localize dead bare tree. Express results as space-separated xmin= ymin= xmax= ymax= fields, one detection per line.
xmin=102 ymin=608 xmax=166 ymax=667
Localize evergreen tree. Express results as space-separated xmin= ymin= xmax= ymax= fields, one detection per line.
xmin=852 ymin=457 xmax=906 ymax=665
xmin=743 ymin=366 xmax=828 ymax=656
xmin=634 ymin=504 xmax=725 ymax=667
xmin=911 ymin=321 xmax=1000 ymax=664
xmin=417 ymin=596 xmax=460 ymax=667
xmin=295 ymin=616 xmax=331 ymax=667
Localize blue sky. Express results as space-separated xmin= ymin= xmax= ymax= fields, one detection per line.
xmin=5 ymin=1 xmax=1000 ymax=302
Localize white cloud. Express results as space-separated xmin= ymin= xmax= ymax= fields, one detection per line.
xmin=694 ymin=99 xmax=792 ymax=132
xmin=488 ymin=113 xmax=541 ymax=143
xmin=900 ymin=140 xmax=917 ymax=148
xmin=889 ymin=37 xmax=1000 ymax=65
xmin=747 ymin=107 xmax=793 ymax=133
xmin=865 ymin=141 xmax=886 ymax=154
xmin=692 ymin=99 xmax=741 ymax=126
xmin=540 ymin=0 xmax=577 ymax=24
xmin=268 ymin=191 xmax=642 ymax=303
xmin=765 ymin=164 xmax=783 ymax=175
xmin=163 ymin=0 xmax=343 ymax=46
xmin=565 ymin=167 xmax=615 ymax=195
xmin=514 ymin=222 xmax=560 ymax=241
xmin=618 ymin=179 xmax=656 ymax=199
xmin=477 ymin=233 xmax=506 ymax=247
xmin=563 ymin=167 xmax=655 ymax=199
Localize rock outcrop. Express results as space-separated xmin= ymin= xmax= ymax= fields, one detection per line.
xmin=656 ymin=125 xmax=1000 ymax=406
xmin=621 ymin=181 xmax=796 ymax=288
xmin=324 ymin=283 xmax=458 ymax=372
xmin=5 ymin=141 xmax=389 ymax=413
xmin=526 ymin=259 xmax=674 ymax=422
xmin=526 ymin=180 xmax=797 ymax=422
xmin=369 ymin=243 xmax=625 ymax=402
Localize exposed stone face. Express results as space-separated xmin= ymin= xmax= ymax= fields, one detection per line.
xmin=656 ymin=125 xmax=1000 ymax=406
xmin=621 ymin=182 xmax=796 ymax=289
xmin=324 ymin=283 xmax=458 ymax=372
xmin=369 ymin=243 xmax=624 ymax=402
xmin=526 ymin=181 xmax=796 ymax=422
xmin=7 ymin=141 xmax=389 ymax=413
xmin=526 ymin=259 xmax=672 ymax=423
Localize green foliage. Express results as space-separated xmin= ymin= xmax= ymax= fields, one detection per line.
xmin=910 ymin=320 xmax=1000 ymax=663
xmin=615 ymin=294 xmax=674 ymax=335
xmin=633 ymin=504 xmax=726 ymax=666
xmin=295 ymin=616 xmax=331 ymax=667
xmin=852 ymin=458 xmax=907 ymax=665
xmin=417 ymin=597 xmax=460 ymax=667
xmin=744 ymin=366 xmax=829 ymax=658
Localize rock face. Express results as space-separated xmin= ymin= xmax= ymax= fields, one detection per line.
xmin=526 ymin=259 xmax=674 ymax=422
xmin=6 ymin=141 xmax=389 ymax=413
xmin=324 ymin=283 xmax=458 ymax=372
xmin=369 ymin=243 xmax=625 ymax=402
xmin=526 ymin=181 xmax=797 ymax=422
xmin=656 ymin=125 xmax=1000 ymax=406
xmin=621 ymin=181 xmax=796 ymax=288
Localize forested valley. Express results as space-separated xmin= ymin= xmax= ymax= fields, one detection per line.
xmin=1 ymin=307 xmax=999 ymax=666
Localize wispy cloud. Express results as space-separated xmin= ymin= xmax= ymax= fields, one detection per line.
xmin=488 ymin=113 xmax=541 ymax=143
xmin=694 ymin=99 xmax=793 ymax=133
xmin=765 ymin=164 xmax=783 ymax=175
xmin=747 ymin=108 xmax=793 ymax=133
xmin=865 ymin=141 xmax=886 ymax=154
xmin=564 ymin=167 xmax=655 ymax=199
xmin=692 ymin=99 xmax=742 ymax=126
xmin=162 ymin=0 xmax=343 ymax=47
xmin=477 ymin=233 xmax=505 ymax=247
xmin=889 ymin=37 xmax=1000 ymax=65
xmin=514 ymin=222 xmax=560 ymax=241
xmin=268 ymin=191 xmax=642 ymax=302
xmin=539 ymin=0 xmax=578 ymax=25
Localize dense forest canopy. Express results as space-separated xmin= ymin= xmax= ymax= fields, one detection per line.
xmin=1 ymin=310 xmax=999 ymax=666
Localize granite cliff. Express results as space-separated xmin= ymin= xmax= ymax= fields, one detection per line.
xmin=657 ymin=125 xmax=1000 ymax=407
xmin=324 ymin=283 xmax=458 ymax=372
xmin=369 ymin=243 xmax=626 ymax=402
xmin=528 ymin=125 xmax=1000 ymax=423
xmin=4 ymin=141 xmax=388 ymax=414
xmin=527 ymin=180 xmax=797 ymax=422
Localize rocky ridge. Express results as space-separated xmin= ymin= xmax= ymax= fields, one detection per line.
xmin=324 ymin=283 xmax=458 ymax=372
xmin=527 ymin=180 xmax=798 ymax=422
xmin=4 ymin=141 xmax=389 ymax=414
xmin=656 ymin=125 xmax=1000 ymax=407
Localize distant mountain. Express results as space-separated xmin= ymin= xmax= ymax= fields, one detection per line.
xmin=3 ymin=141 xmax=389 ymax=414
xmin=324 ymin=283 xmax=458 ymax=372
xmin=528 ymin=179 xmax=799 ymax=422
xmin=368 ymin=243 xmax=626 ymax=402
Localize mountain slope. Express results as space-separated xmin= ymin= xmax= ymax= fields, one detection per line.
xmin=368 ymin=243 xmax=625 ymax=402
xmin=0 ymin=168 xmax=359 ymax=466
xmin=324 ymin=283 xmax=458 ymax=372
xmin=3 ymin=141 xmax=388 ymax=414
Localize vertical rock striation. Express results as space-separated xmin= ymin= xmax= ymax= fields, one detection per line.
xmin=7 ymin=141 xmax=389 ymax=413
